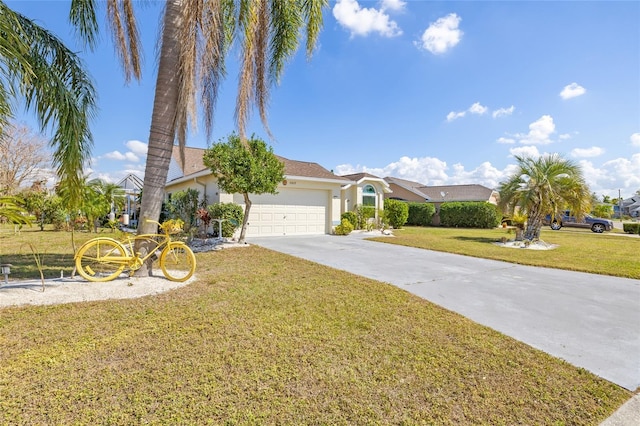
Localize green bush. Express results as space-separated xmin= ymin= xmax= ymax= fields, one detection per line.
xmin=406 ymin=202 xmax=435 ymax=226
xmin=440 ymin=202 xmax=501 ymax=229
xmin=341 ymin=211 xmax=357 ymax=229
xmin=207 ymin=202 xmax=244 ymax=238
xmin=622 ymin=223 xmax=640 ymax=235
xmin=383 ymin=199 xmax=409 ymax=229
xmin=355 ymin=205 xmax=376 ymax=229
xmin=167 ymin=188 xmax=200 ymax=231
xmin=334 ymin=218 xmax=354 ymax=235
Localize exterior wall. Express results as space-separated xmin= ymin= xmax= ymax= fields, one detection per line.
xmin=165 ymin=175 xmax=222 ymax=206
xmin=340 ymin=180 xmax=387 ymax=220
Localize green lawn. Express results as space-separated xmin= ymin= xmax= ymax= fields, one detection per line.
xmin=0 ymin=226 xmax=633 ymax=424
xmin=369 ymin=226 xmax=640 ymax=279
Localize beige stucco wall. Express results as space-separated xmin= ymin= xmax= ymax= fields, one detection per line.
xmin=165 ymin=174 xmax=222 ymax=205
xmin=341 ymin=181 xmax=387 ymax=213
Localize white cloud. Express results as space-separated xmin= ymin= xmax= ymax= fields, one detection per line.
xmin=631 ymin=133 xmax=640 ymax=147
xmin=104 ymin=150 xmax=139 ymax=162
xmin=380 ymin=0 xmax=406 ymax=12
xmin=560 ymin=82 xmax=586 ymax=100
xmin=497 ymin=137 xmax=515 ymax=144
xmin=446 ymin=110 xmax=466 ymax=122
xmin=469 ymin=102 xmax=487 ymax=115
xmin=126 ymin=140 xmax=148 ymax=156
xmin=518 ymin=115 xmax=556 ymax=145
xmin=559 ymin=133 xmax=572 ymax=140
xmin=579 ymin=154 xmax=640 ymax=197
xmin=509 ymin=145 xmax=541 ymax=159
xmin=448 ymin=102 xmax=509 ymax=122
xmin=416 ymin=13 xmax=462 ymax=54
xmin=492 ymin=106 xmax=515 ymax=118
xmin=571 ymin=146 xmax=605 ymax=158
xmin=333 ymin=0 xmax=402 ymax=37
xmin=102 ymin=140 xmax=147 ymax=164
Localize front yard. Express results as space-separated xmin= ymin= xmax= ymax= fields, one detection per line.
xmin=0 ymin=225 xmax=634 ymax=423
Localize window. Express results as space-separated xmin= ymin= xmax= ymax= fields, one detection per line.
xmin=362 ymin=184 xmax=376 ymax=207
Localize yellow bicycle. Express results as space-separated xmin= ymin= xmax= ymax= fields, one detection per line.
xmin=75 ymin=219 xmax=196 ymax=282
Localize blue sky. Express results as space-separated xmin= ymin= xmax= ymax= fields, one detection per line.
xmin=8 ymin=0 xmax=640 ymax=199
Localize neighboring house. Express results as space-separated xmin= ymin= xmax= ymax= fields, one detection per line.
xmin=383 ymin=177 xmax=432 ymax=202
xmin=165 ymin=146 xmax=387 ymax=237
xmin=619 ymin=196 xmax=640 ymax=218
xmin=384 ymin=178 xmax=498 ymax=206
xmin=384 ymin=178 xmax=499 ymax=225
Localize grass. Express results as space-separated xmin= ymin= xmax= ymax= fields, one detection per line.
xmin=369 ymin=226 xmax=640 ymax=279
xmin=0 ymin=225 xmax=633 ymax=423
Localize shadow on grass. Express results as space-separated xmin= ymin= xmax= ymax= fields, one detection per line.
xmin=453 ymin=236 xmax=504 ymax=244
xmin=0 ymin=253 xmax=76 ymax=280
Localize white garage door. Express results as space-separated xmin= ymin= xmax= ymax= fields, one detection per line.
xmin=235 ymin=189 xmax=328 ymax=236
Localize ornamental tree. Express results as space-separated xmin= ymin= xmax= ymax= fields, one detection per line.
xmin=203 ymin=134 xmax=284 ymax=243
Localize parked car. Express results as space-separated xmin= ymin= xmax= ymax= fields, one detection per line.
xmin=543 ymin=211 xmax=614 ymax=233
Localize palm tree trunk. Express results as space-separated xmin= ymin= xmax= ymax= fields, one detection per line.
xmin=525 ymin=208 xmax=543 ymax=240
xmin=238 ymin=193 xmax=252 ymax=243
xmin=134 ymin=0 xmax=183 ymax=277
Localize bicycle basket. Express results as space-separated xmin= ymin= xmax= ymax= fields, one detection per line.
xmin=161 ymin=219 xmax=184 ymax=234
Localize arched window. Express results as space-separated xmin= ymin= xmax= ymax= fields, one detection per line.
xmin=362 ymin=184 xmax=376 ymax=207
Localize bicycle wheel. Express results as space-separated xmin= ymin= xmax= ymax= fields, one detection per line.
xmin=159 ymin=242 xmax=196 ymax=282
xmin=76 ymin=238 xmax=127 ymax=282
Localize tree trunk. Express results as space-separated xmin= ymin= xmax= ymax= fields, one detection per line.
xmin=238 ymin=193 xmax=252 ymax=243
xmin=134 ymin=0 xmax=183 ymax=277
xmin=524 ymin=207 xmax=543 ymax=240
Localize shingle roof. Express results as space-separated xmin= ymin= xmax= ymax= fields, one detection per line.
xmin=169 ymin=146 xmax=345 ymax=182
xmin=172 ymin=145 xmax=208 ymax=175
xmin=384 ymin=176 xmax=430 ymax=199
xmin=341 ymin=172 xmax=382 ymax=181
xmin=276 ymin=156 xmax=344 ymax=181
xmin=417 ymin=184 xmax=496 ymax=202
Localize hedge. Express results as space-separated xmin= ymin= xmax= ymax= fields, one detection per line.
xmin=406 ymin=202 xmax=435 ymax=226
xmin=439 ymin=202 xmax=501 ymax=229
xmin=622 ymin=223 xmax=640 ymax=235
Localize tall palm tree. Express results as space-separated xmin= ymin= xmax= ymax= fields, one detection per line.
xmin=498 ymin=154 xmax=591 ymax=240
xmin=0 ymin=1 xmax=97 ymax=209
xmin=100 ymin=0 xmax=327 ymax=274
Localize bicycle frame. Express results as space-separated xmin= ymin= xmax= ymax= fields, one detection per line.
xmin=75 ymin=219 xmax=195 ymax=282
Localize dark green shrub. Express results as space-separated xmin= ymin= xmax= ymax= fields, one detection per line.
xmin=341 ymin=211 xmax=357 ymax=229
xmin=334 ymin=218 xmax=354 ymax=235
xmin=440 ymin=202 xmax=500 ymax=228
xmin=622 ymin=223 xmax=640 ymax=234
xmin=383 ymin=199 xmax=409 ymax=229
xmin=407 ymin=202 xmax=435 ymax=226
xmin=207 ymin=202 xmax=244 ymax=238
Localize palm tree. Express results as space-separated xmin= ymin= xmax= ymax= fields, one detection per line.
xmin=98 ymin=0 xmax=327 ymax=274
xmin=498 ymin=154 xmax=591 ymax=240
xmin=0 ymin=1 xmax=97 ymax=209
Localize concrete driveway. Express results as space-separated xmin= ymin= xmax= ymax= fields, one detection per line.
xmin=250 ymin=233 xmax=640 ymax=391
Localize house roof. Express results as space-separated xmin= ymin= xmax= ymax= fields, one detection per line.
xmin=167 ymin=145 xmax=347 ymax=184
xmin=384 ymin=176 xmax=431 ymax=200
xmin=277 ymin=156 xmax=344 ymax=181
xmin=417 ymin=184 xmax=497 ymax=202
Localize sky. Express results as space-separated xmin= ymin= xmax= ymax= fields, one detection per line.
xmin=7 ymin=0 xmax=640 ymax=199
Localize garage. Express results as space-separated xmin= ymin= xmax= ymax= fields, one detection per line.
xmin=234 ymin=188 xmax=329 ymax=237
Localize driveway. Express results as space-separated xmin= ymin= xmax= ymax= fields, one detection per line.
xmin=250 ymin=233 xmax=640 ymax=391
